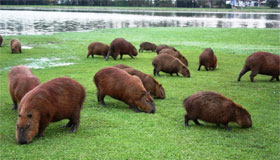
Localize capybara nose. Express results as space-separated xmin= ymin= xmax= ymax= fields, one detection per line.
xmin=150 ymin=108 xmax=156 ymax=114
xmin=19 ymin=140 xmax=27 ymax=145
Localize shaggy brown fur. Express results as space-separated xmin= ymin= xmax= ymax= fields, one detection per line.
xmin=152 ymin=54 xmax=190 ymax=77
xmin=113 ymin=64 xmax=131 ymax=69
xmin=10 ymin=39 xmax=22 ymax=53
xmin=159 ymin=48 xmax=188 ymax=66
xmin=94 ymin=67 xmax=156 ymax=113
xmin=139 ymin=42 xmax=157 ymax=53
xmin=238 ymin=52 xmax=280 ymax=82
xmin=183 ymin=91 xmax=252 ymax=130
xmin=198 ymin=48 xmax=217 ymax=71
xmin=105 ymin=38 xmax=138 ymax=60
xmin=8 ymin=65 xmax=40 ymax=110
xmin=114 ymin=64 xmax=165 ymax=99
xmin=16 ymin=77 xmax=86 ymax=144
xmin=155 ymin=44 xmax=177 ymax=54
xmin=0 ymin=35 xmax=3 ymax=47
xmin=87 ymin=42 xmax=109 ymax=58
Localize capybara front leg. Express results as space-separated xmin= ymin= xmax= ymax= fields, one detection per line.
xmin=176 ymin=72 xmax=179 ymax=76
xmin=204 ymin=66 xmax=209 ymax=71
xmin=224 ymin=123 xmax=232 ymax=131
xmin=250 ymin=71 xmax=258 ymax=82
xmin=92 ymin=54 xmax=94 ymax=58
xmin=129 ymin=104 xmax=141 ymax=113
xmin=38 ymin=120 xmax=50 ymax=138
xmin=184 ymin=115 xmax=189 ymax=127
xmin=12 ymin=101 xmax=18 ymax=110
xmin=238 ymin=66 xmax=250 ymax=81
xmin=153 ymin=68 xmax=156 ymax=76
xmin=120 ymin=54 xmax=123 ymax=59
xmin=194 ymin=119 xmax=202 ymax=126
xmin=128 ymin=53 xmax=134 ymax=59
xmin=170 ymin=73 xmax=173 ymax=76
xmin=70 ymin=113 xmax=80 ymax=133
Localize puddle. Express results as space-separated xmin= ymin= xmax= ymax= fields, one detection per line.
xmin=22 ymin=46 xmax=33 ymax=49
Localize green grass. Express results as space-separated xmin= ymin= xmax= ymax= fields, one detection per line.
xmin=0 ymin=27 xmax=279 ymax=159
xmin=0 ymin=5 xmax=279 ymax=13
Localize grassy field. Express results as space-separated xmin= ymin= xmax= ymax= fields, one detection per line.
xmin=0 ymin=27 xmax=279 ymax=159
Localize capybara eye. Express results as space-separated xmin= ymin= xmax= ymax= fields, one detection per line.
xmin=27 ymin=114 xmax=32 ymax=118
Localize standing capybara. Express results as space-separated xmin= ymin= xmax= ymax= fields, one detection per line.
xmin=238 ymin=52 xmax=280 ymax=82
xmin=94 ymin=67 xmax=156 ymax=113
xmin=0 ymin=35 xmax=3 ymax=47
xmin=16 ymin=77 xmax=86 ymax=144
xmin=159 ymin=48 xmax=188 ymax=66
xmin=198 ymin=48 xmax=217 ymax=71
xmin=155 ymin=44 xmax=177 ymax=54
xmin=10 ymin=39 xmax=22 ymax=53
xmin=105 ymin=38 xmax=138 ymax=60
xmin=152 ymin=54 xmax=190 ymax=77
xmin=183 ymin=91 xmax=252 ymax=130
xmin=87 ymin=42 xmax=109 ymax=58
xmin=139 ymin=42 xmax=157 ymax=53
xmin=114 ymin=64 xmax=165 ymax=99
xmin=8 ymin=65 xmax=40 ymax=110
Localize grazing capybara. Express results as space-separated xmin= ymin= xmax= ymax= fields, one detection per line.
xmin=87 ymin=42 xmax=109 ymax=58
xmin=10 ymin=39 xmax=22 ymax=53
xmin=155 ymin=44 xmax=177 ymax=54
xmin=183 ymin=91 xmax=252 ymax=130
xmin=94 ymin=67 xmax=156 ymax=113
xmin=152 ymin=54 xmax=190 ymax=77
xmin=114 ymin=64 xmax=165 ymax=99
xmin=0 ymin=35 xmax=3 ymax=47
xmin=139 ymin=42 xmax=157 ymax=53
xmin=16 ymin=77 xmax=86 ymax=144
xmin=238 ymin=52 xmax=280 ymax=82
xmin=198 ymin=48 xmax=217 ymax=71
xmin=159 ymin=48 xmax=188 ymax=66
xmin=8 ymin=65 xmax=40 ymax=110
xmin=105 ymin=38 xmax=138 ymax=60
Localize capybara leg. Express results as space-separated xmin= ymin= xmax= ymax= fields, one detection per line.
xmin=270 ymin=77 xmax=275 ymax=81
xmin=120 ymin=54 xmax=123 ymax=59
xmin=276 ymin=76 xmax=279 ymax=81
xmin=216 ymin=124 xmax=220 ymax=127
xmin=128 ymin=54 xmax=134 ymax=59
xmin=86 ymin=53 xmax=90 ymax=58
xmin=238 ymin=66 xmax=250 ymax=81
xmin=170 ymin=73 xmax=173 ymax=76
xmin=250 ymin=71 xmax=258 ymax=82
xmin=156 ymin=71 xmax=160 ymax=76
xmin=12 ymin=101 xmax=18 ymax=110
xmin=153 ymin=68 xmax=156 ymax=76
xmin=193 ymin=119 xmax=202 ymax=126
xmin=204 ymin=66 xmax=209 ymax=71
xmin=62 ymin=121 xmax=73 ymax=128
xmin=70 ymin=112 xmax=80 ymax=133
xmin=92 ymin=54 xmax=94 ymax=58
xmin=198 ymin=64 xmax=201 ymax=71
xmin=184 ymin=115 xmax=189 ymax=127
xmin=224 ymin=123 xmax=232 ymax=131
xmin=19 ymin=49 xmax=22 ymax=53
xmin=38 ymin=120 xmax=50 ymax=137
xmin=129 ymin=104 xmax=141 ymax=113
xmin=97 ymin=92 xmax=106 ymax=106
xmin=176 ymin=72 xmax=179 ymax=76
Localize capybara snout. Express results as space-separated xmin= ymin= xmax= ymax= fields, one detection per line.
xmin=136 ymin=92 xmax=156 ymax=113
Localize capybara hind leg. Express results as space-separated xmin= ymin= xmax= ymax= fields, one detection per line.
xmin=184 ymin=115 xmax=190 ymax=127
xmin=120 ymin=54 xmax=123 ymax=59
xmin=224 ymin=123 xmax=232 ymax=131
xmin=250 ymin=71 xmax=258 ymax=82
xmin=238 ymin=66 xmax=250 ymax=81
xmin=194 ymin=119 xmax=202 ymax=126
xmin=70 ymin=112 xmax=80 ymax=133
xmin=92 ymin=54 xmax=94 ymax=58
xmin=170 ymin=73 xmax=173 ymax=76
xmin=12 ymin=101 xmax=18 ymax=110
xmin=198 ymin=64 xmax=202 ymax=71
xmin=176 ymin=72 xmax=179 ymax=76
xmin=276 ymin=76 xmax=279 ymax=81
xmin=129 ymin=104 xmax=141 ymax=113
xmin=97 ymin=92 xmax=106 ymax=106
xmin=204 ymin=66 xmax=209 ymax=71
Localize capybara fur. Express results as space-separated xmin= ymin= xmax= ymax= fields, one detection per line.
xmin=198 ymin=48 xmax=217 ymax=71
xmin=183 ymin=91 xmax=252 ymax=130
xmin=16 ymin=77 xmax=86 ymax=144
xmin=238 ymin=51 xmax=280 ymax=82
xmin=8 ymin=65 xmax=40 ymax=110
xmin=94 ymin=67 xmax=156 ymax=113
xmin=139 ymin=42 xmax=157 ymax=53
xmin=159 ymin=48 xmax=188 ymax=66
xmin=152 ymin=54 xmax=190 ymax=78
xmin=156 ymin=44 xmax=177 ymax=54
xmin=87 ymin=42 xmax=109 ymax=58
xmin=0 ymin=35 xmax=3 ymax=47
xmin=105 ymin=38 xmax=138 ymax=60
xmin=114 ymin=64 xmax=165 ymax=99
xmin=113 ymin=64 xmax=131 ymax=69
xmin=10 ymin=39 xmax=22 ymax=53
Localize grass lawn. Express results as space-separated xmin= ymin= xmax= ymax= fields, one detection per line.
xmin=0 ymin=27 xmax=279 ymax=159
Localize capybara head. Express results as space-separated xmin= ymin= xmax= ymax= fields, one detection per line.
xmin=180 ymin=65 xmax=190 ymax=78
xmin=155 ymin=84 xmax=165 ymax=99
xmin=130 ymin=43 xmax=138 ymax=56
xmin=135 ymin=91 xmax=156 ymax=114
xmin=236 ymin=107 xmax=252 ymax=128
xmin=16 ymin=110 xmax=39 ymax=144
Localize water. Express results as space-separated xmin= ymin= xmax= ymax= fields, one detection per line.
xmin=0 ymin=10 xmax=279 ymax=35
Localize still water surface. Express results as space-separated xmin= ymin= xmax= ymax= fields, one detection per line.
xmin=0 ymin=10 xmax=279 ymax=35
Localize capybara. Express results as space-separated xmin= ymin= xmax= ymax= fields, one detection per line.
xmin=114 ymin=64 xmax=165 ymax=99
xmin=16 ymin=77 xmax=86 ymax=144
xmin=113 ymin=64 xmax=131 ymax=69
xmin=10 ymin=39 xmax=22 ymax=53
xmin=238 ymin=52 xmax=280 ymax=82
xmin=183 ymin=91 xmax=252 ymax=130
xmin=87 ymin=42 xmax=109 ymax=58
xmin=159 ymin=48 xmax=188 ymax=66
xmin=94 ymin=67 xmax=156 ymax=113
xmin=139 ymin=42 xmax=157 ymax=53
xmin=155 ymin=44 xmax=177 ymax=54
xmin=8 ymin=65 xmax=40 ymax=110
xmin=198 ymin=48 xmax=217 ymax=71
xmin=152 ymin=54 xmax=190 ymax=77
xmin=0 ymin=35 xmax=3 ymax=47
xmin=105 ymin=38 xmax=138 ymax=60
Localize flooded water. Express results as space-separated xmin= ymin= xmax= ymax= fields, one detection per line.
xmin=0 ymin=10 xmax=279 ymax=35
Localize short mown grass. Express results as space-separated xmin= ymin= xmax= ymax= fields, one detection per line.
xmin=0 ymin=27 xmax=279 ymax=159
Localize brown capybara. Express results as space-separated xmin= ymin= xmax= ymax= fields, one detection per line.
xmin=10 ymin=39 xmax=22 ymax=53
xmin=94 ymin=67 xmax=156 ymax=113
xmin=105 ymin=38 xmax=138 ymax=60
xmin=152 ymin=54 xmax=190 ymax=78
xmin=198 ymin=48 xmax=217 ymax=71
xmin=139 ymin=42 xmax=157 ymax=53
xmin=16 ymin=77 xmax=86 ymax=144
xmin=159 ymin=48 xmax=189 ymax=66
xmin=114 ymin=64 xmax=165 ymax=99
xmin=87 ymin=42 xmax=109 ymax=58
xmin=8 ymin=65 xmax=40 ymax=110
xmin=155 ymin=44 xmax=177 ymax=54
xmin=183 ymin=91 xmax=252 ymax=130
xmin=113 ymin=64 xmax=131 ymax=69
xmin=238 ymin=52 xmax=280 ymax=82
xmin=0 ymin=35 xmax=3 ymax=47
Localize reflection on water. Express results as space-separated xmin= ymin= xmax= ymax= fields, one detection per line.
xmin=0 ymin=10 xmax=279 ymax=35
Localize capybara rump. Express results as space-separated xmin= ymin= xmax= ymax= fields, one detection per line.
xmin=198 ymin=48 xmax=217 ymax=71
